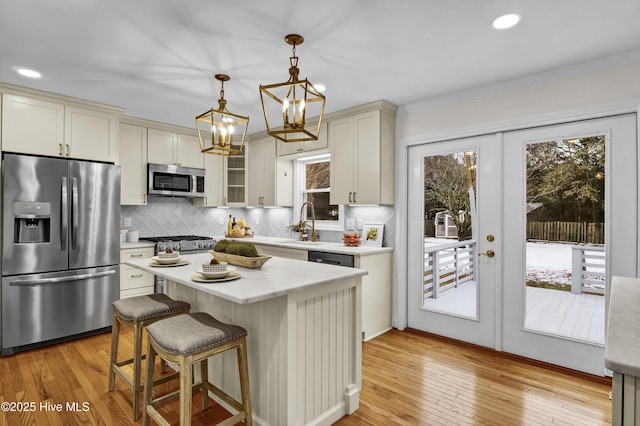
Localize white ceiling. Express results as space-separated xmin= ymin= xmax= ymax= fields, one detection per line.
xmin=2 ymin=0 xmax=640 ymax=134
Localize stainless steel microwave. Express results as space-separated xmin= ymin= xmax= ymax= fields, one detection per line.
xmin=147 ymin=163 xmax=205 ymax=197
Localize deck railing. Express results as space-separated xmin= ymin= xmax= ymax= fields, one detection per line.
xmin=571 ymin=245 xmax=605 ymax=295
xmin=423 ymin=240 xmax=476 ymax=299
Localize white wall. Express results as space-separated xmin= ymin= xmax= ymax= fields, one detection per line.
xmin=397 ymin=51 xmax=640 ymax=138
xmin=393 ymin=50 xmax=640 ymax=330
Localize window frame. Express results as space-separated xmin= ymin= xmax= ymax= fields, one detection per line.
xmin=293 ymin=153 xmax=345 ymax=232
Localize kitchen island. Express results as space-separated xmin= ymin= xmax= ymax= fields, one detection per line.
xmin=605 ymin=276 xmax=640 ymax=425
xmin=126 ymin=253 xmax=367 ymax=426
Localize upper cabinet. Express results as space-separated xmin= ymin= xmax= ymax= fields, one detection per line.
xmin=247 ymin=136 xmax=292 ymax=207
xmin=329 ymin=100 xmax=397 ymax=205
xmin=193 ymin=153 xmax=225 ymax=207
xmin=277 ymin=122 xmax=328 ymax=156
xmin=119 ymin=124 xmax=148 ymax=205
xmin=1 ymin=92 xmax=120 ymax=163
xmin=147 ymin=129 xmax=202 ymax=168
xmin=225 ymin=151 xmax=247 ymax=207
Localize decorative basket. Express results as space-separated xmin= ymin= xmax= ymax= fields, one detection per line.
xmin=208 ymin=251 xmax=272 ymax=269
xmin=202 ymin=262 xmax=228 ymax=273
xmin=158 ymin=251 xmax=180 ymax=259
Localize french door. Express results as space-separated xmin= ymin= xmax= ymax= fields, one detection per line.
xmin=407 ymin=134 xmax=501 ymax=349
xmin=407 ymin=114 xmax=637 ymax=375
xmin=501 ymin=114 xmax=637 ymax=375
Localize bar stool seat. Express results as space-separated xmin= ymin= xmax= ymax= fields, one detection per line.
xmin=108 ymin=293 xmax=191 ymax=420
xmin=142 ymin=312 xmax=252 ymax=426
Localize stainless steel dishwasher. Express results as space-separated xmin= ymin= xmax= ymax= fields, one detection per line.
xmin=307 ymin=250 xmax=354 ymax=267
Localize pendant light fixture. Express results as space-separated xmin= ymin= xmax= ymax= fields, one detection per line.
xmin=196 ymin=74 xmax=249 ymax=156
xmin=259 ymin=34 xmax=326 ymax=143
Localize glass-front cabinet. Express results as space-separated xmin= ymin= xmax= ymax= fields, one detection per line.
xmin=225 ymin=152 xmax=246 ymax=206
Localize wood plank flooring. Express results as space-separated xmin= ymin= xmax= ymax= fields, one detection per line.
xmin=0 ymin=328 xmax=611 ymax=425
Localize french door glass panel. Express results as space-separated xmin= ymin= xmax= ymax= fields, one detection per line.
xmin=502 ymin=114 xmax=637 ymax=375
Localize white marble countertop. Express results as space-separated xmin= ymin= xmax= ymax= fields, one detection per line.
xmin=120 ymin=241 xmax=155 ymax=249
xmin=216 ymin=235 xmax=393 ymax=256
xmin=125 ymin=252 xmax=368 ymax=305
xmin=605 ymin=276 xmax=640 ymax=376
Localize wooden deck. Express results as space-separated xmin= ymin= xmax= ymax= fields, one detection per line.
xmin=423 ymin=283 xmax=605 ymax=344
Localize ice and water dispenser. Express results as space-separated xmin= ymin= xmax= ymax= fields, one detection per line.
xmin=13 ymin=201 xmax=51 ymax=243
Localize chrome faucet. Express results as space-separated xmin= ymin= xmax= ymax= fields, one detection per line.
xmin=299 ymin=201 xmax=319 ymax=242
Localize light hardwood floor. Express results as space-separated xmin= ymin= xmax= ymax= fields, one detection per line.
xmin=0 ymin=328 xmax=611 ymax=425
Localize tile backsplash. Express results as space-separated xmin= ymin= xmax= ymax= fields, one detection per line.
xmin=121 ymin=196 xmax=395 ymax=247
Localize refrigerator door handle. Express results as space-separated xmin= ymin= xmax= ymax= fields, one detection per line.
xmin=71 ymin=177 xmax=79 ymax=250
xmin=9 ymin=269 xmax=116 ymax=286
xmin=61 ymin=177 xmax=68 ymax=251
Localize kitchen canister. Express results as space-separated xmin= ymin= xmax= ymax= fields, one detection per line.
xmin=120 ymin=228 xmax=128 ymax=243
xmin=126 ymin=229 xmax=139 ymax=243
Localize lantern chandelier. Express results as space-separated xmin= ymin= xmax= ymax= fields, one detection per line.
xmin=259 ymin=34 xmax=326 ymax=143
xmin=196 ymin=74 xmax=249 ymax=156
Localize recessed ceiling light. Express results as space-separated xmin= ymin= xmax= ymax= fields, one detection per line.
xmin=492 ymin=13 xmax=522 ymax=30
xmin=16 ymin=68 xmax=42 ymax=79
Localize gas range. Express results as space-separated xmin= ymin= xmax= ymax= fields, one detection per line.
xmin=140 ymin=235 xmax=217 ymax=253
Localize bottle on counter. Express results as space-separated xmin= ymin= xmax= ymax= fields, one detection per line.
xmin=227 ymin=215 xmax=232 ymax=236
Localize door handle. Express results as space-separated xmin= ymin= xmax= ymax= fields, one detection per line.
xmin=71 ymin=177 xmax=79 ymax=250
xmin=10 ymin=269 xmax=116 ymax=286
xmin=478 ymin=249 xmax=495 ymax=258
xmin=61 ymin=177 xmax=68 ymax=251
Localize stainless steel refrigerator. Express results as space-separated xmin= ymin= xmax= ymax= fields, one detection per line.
xmin=1 ymin=153 xmax=120 ymax=355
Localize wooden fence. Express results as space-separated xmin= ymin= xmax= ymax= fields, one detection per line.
xmin=527 ymin=221 xmax=604 ymax=244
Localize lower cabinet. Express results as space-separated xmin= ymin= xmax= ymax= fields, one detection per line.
xmin=119 ymin=247 xmax=154 ymax=299
xmin=356 ymin=252 xmax=393 ymax=341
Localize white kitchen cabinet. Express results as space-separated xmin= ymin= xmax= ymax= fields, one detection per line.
xmin=1 ymin=93 xmax=118 ymax=162
xmin=248 ymin=136 xmax=276 ymax=206
xmin=119 ymin=124 xmax=148 ymax=205
xmin=64 ymin=105 xmax=118 ymax=162
xmin=277 ymin=122 xmax=328 ymax=156
xmin=147 ymin=128 xmax=177 ymax=165
xmin=329 ymin=103 xmax=396 ymax=205
xmin=224 ymin=151 xmax=247 ymax=206
xmin=120 ymin=246 xmax=154 ymax=299
xmin=248 ymin=136 xmax=293 ymax=207
xmin=1 ymin=94 xmax=64 ymax=157
xmin=177 ymin=134 xmax=203 ymax=168
xmin=147 ymin=129 xmax=202 ymax=168
xmin=356 ymin=251 xmax=393 ymax=341
xmin=193 ymin=153 xmax=225 ymax=207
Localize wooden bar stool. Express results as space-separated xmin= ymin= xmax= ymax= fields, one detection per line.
xmin=108 ymin=293 xmax=191 ymax=420
xmin=142 ymin=312 xmax=252 ymax=426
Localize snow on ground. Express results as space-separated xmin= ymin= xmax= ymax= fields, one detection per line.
xmin=526 ymin=241 xmax=572 ymax=285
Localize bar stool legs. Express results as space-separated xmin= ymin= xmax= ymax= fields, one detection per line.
xmin=108 ymin=294 xmax=190 ymax=420
xmin=142 ymin=312 xmax=252 ymax=426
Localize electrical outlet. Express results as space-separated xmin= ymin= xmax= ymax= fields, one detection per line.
xmin=124 ymin=217 xmax=132 ymax=227
xmin=255 ymin=217 xmax=260 ymax=225
xmin=346 ymin=219 xmax=355 ymax=230
xmin=356 ymin=219 xmax=363 ymax=230
xmin=218 ymin=217 xmax=224 ymax=225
